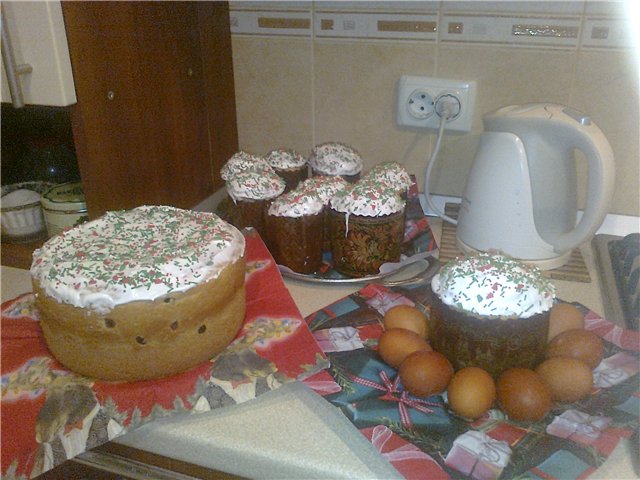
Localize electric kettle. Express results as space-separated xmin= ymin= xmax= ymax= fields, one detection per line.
xmin=456 ymin=103 xmax=615 ymax=270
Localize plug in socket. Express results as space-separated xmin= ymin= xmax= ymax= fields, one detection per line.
xmin=396 ymin=75 xmax=476 ymax=132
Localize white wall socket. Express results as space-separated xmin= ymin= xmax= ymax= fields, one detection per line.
xmin=396 ymin=75 xmax=476 ymax=132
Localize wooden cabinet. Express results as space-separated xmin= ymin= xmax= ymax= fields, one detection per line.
xmin=61 ymin=1 xmax=238 ymax=218
xmin=1 ymin=1 xmax=76 ymax=107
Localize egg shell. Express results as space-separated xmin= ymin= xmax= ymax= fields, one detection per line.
xmin=378 ymin=328 xmax=431 ymax=368
xmin=546 ymin=328 xmax=604 ymax=369
xmin=496 ymin=368 xmax=552 ymax=422
xmin=399 ymin=350 xmax=453 ymax=397
xmin=447 ymin=367 xmax=496 ymax=420
xmin=548 ymin=303 xmax=585 ymax=341
xmin=536 ymin=357 xmax=593 ymax=402
xmin=384 ymin=305 xmax=428 ymax=339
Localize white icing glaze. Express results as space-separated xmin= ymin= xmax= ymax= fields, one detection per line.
xmin=2 ymin=189 xmax=41 ymax=207
xmin=431 ymin=253 xmax=556 ymax=318
xmin=308 ymin=142 xmax=363 ymax=176
xmin=364 ymin=162 xmax=413 ymax=192
xmin=268 ymin=190 xmax=323 ymax=218
xmin=226 ymin=170 xmax=286 ymax=201
xmin=265 ymin=149 xmax=307 ymax=170
xmin=329 ymin=182 xmax=405 ymax=217
xmin=220 ymin=151 xmax=273 ymax=181
xmin=31 ymin=206 xmax=246 ymax=314
xmin=298 ymin=175 xmax=349 ymax=205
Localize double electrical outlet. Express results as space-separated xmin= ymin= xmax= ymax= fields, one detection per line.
xmin=396 ymin=75 xmax=476 ymax=132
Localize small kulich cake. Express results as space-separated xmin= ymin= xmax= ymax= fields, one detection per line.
xmin=220 ymin=151 xmax=273 ymax=182
xmin=297 ymin=175 xmax=349 ymax=251
xmin=308 ymin=142 xmax=363 ymax=183
xmin=225 ymin=169 xmax=286 ymax=240
xmin=328 ymin=182 xmax=406 ymax=277
xmin=266 ymin=190 xmax=324 ymax=274
xmin=429 ymin=253 xmax=556 ymax=378
xmin=30 ymin=206 xmax=247 ymax=382
xmin=363 ymin=162 xmax=413 ymax=199
xmin=265 ymin=149 xmax=308 ymax=192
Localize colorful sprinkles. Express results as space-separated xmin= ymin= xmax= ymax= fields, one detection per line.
xmin=330 ymin=180 xmax=405 ymax=217
xmin=298 ymin=176 xmax=350 ymax=205
xmin=265 ymin=149 xmax=307 ymax=170
xmin=363 ymin=161 xmax=413 ymax=193
xmin=308 ymin=142 xmax=363 ymax=176
xmin=220 ymin=151 xmax=273 ymax=181
xmin=31 ymin=206 xmax=245 ymax=313
xmin=268 ymin=190 xmax=324 ymax=218
xmin=226 ymin=170 xmax=286 ymax=201
xmin=432 ymin=252 xmax=556 ymax=319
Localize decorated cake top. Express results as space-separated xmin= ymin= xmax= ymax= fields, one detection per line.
xmin=431 ymin=253 xmax=556 ymax=319
xmin=266 ymin=149 xmax=307 ymax=170
xmin=308 ymin=142 xmax=363 ymax=176
xmin=298 ymin=175 xmax=349 ymax=205
xmin=330 ymin=181 xmax=405 ymax=217
xmin=226 ymin=170 xmax=286 ymax=201
xmin=364 ymin=162 xmax=413 ymax=193
xmin=31 ymin=206 xmax=246 ymax=314
xmin=268 ymin=190 xmax=323 ymax=218
xmin=220 ymin=151 xmax=273 ymax=181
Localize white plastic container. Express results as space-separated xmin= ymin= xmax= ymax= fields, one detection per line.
xmin=1 ymin=182 xmax=54 ymax=243
xmin=41 ymin=182 xmax=88 ymax=237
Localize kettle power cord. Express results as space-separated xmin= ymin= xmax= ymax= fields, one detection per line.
xmin=424 ymin=96 xmax=459 ymax=225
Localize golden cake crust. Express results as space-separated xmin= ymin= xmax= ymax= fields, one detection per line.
xmin=34 ymin=257 xmax=246 ymax=382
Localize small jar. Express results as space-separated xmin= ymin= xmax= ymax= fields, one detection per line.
xmin=1 ymin=182 xmax=54 ymax=243
xmin=41 ymin=182 xmax=88 ymax=237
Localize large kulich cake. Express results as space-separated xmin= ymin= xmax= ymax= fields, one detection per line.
xmin=30 ymin=205 xmax=247 ymax=382
xmin=429 ymin=253 xmax=556 ymax=377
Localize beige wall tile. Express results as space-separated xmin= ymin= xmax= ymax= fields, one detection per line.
xmin=572 ymin=50 xmax=639 ymax=216
xmin=230 ymin=7 xmax=639 ymax=217
xmin=313 ymin=41 xmax=437 ymax=174
xmin=427 ymin=45 xmax=578 ymax=198
xmin=429 ymin=45 xmax=639 ymax=216
xmin=231 ymin=37 xmax=313 ymax=156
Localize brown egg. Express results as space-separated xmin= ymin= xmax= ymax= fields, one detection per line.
xmin=546 ymin=328 xmax=604 ymax=369
xmin=447 ymin=367 xmax=496 ymax=419
xmin=399 ymin=350 xmax=453 ymax=397
xmin=384 ymin=305 xmax=429 ymax=339
xmin=496 ymin=368 xmax=552 ymax=422
xmin=536 ymin=357 xmax=593 ymax=402
xmin=548 ymin=303 xmax=585 ymax=341
xmin=378 ymin=328 xmax=431 ymax=368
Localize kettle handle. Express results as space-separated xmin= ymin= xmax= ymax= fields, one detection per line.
xmin=553 ymin=117 xmax=615 ymax=253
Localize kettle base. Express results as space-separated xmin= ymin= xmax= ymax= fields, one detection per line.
xmin=456 ymin=237 xmax=573 ymax=271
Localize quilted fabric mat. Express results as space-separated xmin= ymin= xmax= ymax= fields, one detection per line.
xmin=302 ymin=282 xmax=639 ymax=480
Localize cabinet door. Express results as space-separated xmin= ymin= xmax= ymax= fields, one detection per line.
xmin=1 ymin=1 xmax=76 ymax=106
xmin=62 ymin=1 xmax=236 ymax=218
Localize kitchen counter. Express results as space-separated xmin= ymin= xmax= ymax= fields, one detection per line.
xmin=1 ymin=219 xmax=637 ymax=479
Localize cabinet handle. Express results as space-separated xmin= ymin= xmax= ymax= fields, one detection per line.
xmin=1 ymin=4 xmax=33 ymax=109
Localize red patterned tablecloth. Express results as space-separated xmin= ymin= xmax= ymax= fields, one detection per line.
xmin=1 ymin=230 xmax=328 ymax=479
